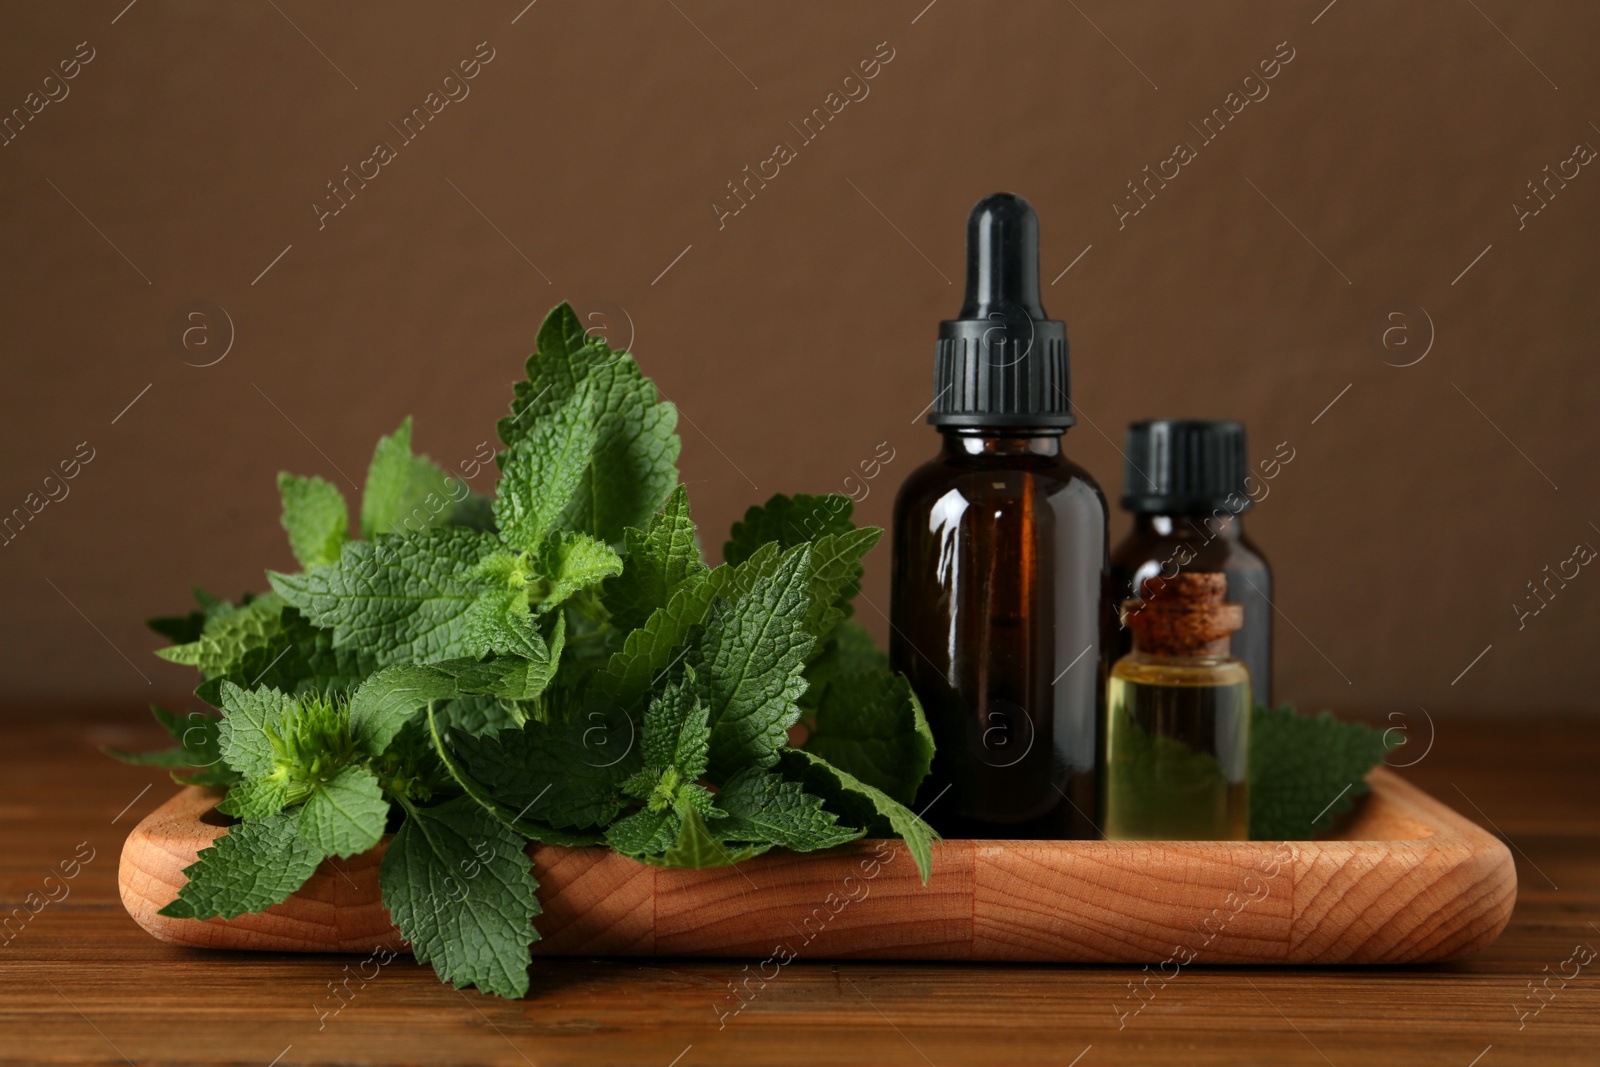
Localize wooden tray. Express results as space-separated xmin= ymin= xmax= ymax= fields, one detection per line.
xmin=118 ymin=768 xmax=1515 ymax=965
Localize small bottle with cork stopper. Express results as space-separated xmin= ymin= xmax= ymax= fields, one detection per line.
xmin=1103 ymin=571 xmax=1250 ymax=840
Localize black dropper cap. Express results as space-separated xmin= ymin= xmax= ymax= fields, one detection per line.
xmin=1122 ymin=419 xmax=1251 ymax=514
xmin=928 ymin=193 xmax=1073 ymax=428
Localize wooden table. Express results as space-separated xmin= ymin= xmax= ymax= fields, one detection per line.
xmin=4 ymin=709 xmax=1596 ymax=1066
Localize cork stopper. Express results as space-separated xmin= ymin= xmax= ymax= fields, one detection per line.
xmin=1121 ymin=571 xmax=1243 ymax=658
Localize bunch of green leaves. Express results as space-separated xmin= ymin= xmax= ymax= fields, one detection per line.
xmin=111 ymin=303 xmax=939 ymax=1000
xmin=427 ymin=484 xmax=939 ymax=882
xmin=1249 ymin=704 xmax=1399 ymax=840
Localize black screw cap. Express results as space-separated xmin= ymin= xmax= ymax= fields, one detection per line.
xmin=929 ymin=193 xmax=1073 ymax=428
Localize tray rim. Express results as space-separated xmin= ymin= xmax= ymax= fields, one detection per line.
xmin=117 ymin=767 xmax=1517 ymax=966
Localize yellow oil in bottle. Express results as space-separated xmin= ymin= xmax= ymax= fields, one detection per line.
xmin=1103 ymin=655 xmax=1250 ymax=840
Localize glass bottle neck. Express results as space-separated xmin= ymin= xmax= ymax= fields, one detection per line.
xmin=940 ymin=428 xmax=1064 ymax=459
xmin=1125 ymin=647 xmax=1234 ymax=668
xmin=1133 ymin=510 xmax=1247 ymax=541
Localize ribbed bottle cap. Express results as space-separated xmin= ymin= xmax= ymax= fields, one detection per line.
xmin=1122 ymin=419 xmax=1250 ymax=513
xmin=928 ymin=193 xmax=1073 ymax=428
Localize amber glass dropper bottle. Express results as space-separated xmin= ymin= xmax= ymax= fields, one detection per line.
xmin=891 ymin=193 xmax=1110 ymax=840
xmin=1103 ymin=571 xmax=1250 ymax=841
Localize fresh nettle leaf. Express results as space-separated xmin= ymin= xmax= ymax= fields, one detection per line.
xmin=277 ymin=473 xmax=350 ymax=570
xmin=602 ymin=485 xmax=708 ymax=634
xmin=429 ymin=614 xmax=565 ymax=702
xmin=214 ymin=775 xmax=291 ymax=820
xmin=777 ymin=747 xmax=939 ymax=883
xmin=1250 ymin=704 xmax=1397 ymax=840
xmin=617 ymin=671 xmax=716 ymax=823
xmin=530 ymin=532 xmax=622 ymax=611
xmin=803 ymin=670 xmax=934 ymax=807
xmin=801 ymin=527 xmax=881 ymax=643
xmin=194 ymin=606 xmax=379 ymax=708
xmin=803 ymin=621 xmax=889 ymax=707
xmin=493 ymin=385 xmax=597 ymax=552
xmin=596 ymin=562 xmax=735 ymax=702
xmin=269 ymin=528 xmax=541 ymax=667
xmin=497 ymin=303 xmax=680 ymax=545
xmin=446 ymin=709 xmax=637 ymax=832
xmin=348 ymin=665 xmax=463 ymax=755
xmin=604 ymin=805 xmax=681 ymax=857
xmin=217 ymin=681 xmax=297 ymax=779
xmin=297 ymin=764 xmax=390 ymax=858
xmin=726 ymin=494 xmax=876 ymax=647
xmin=360 ymin=417 xmax=456 ymax=541
xmin=380 ymin=796 xmax=540 ymax=998
xmin=433 ymin=694 xmax=524 ymax=739
xmin=691 ymin=544 xmax=816 ymax=779
xmin=159 ymin=810 xmax=325 ymax=921
xmin=640 ymin=669 xmax=710 ymax=785
xmin=724 ymin=493 xmax=857 ymax=565
xmin=648 ymin=807 xmax=766 ymax=870
xmin=715 ymin=767 xmax=863 ymax=852
xmin=156 ymin=594 xmax=287 ymax=678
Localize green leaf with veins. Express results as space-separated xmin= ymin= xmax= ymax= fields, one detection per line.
xmin=595 ymin=540 xmax=786 ymax=705
xmin=497 ymin=303 xmax=680 ymax=545
xmin=379 ymin=796 xmax=540 ymax=998
xmin=493 ymin=385 xmax=596 ymax=552
xmin=1250 ymin=704 xmax=1397 ymax=840
xmin=776 ymin=747 xmax=938 ymax=883
xmin=715 ymin=767 xmax=863 ymax=851
xmin=434 ymin=694 xmax=524 ymax=738
xmin=603 ymin=485 xmax=707 ymax=633
xmin=349 ymin=665 xmax=462 ymax=755
xmin=156 ymin=594 xmax=286 ymax=678
xmin=604 ymin=805 xmax=681 ymax=857
xmin=277 ymin=473 xmax=349 ymax=570
xmin=297 ymin=765 xmax=390 ymax=858
xmin=360 ymin=417 xmax=455 ymax=541
xmin=425 ymin=705 xmax=604 ymax=846
xmin=429 ymin=612 xmax=564 ymax=702
xmin=641 ymin=669 xmax=709 ymax=783
xmin=215 ymin=775 xmax=290 ymax=819
xmin=159 ymin=810 xmax=324 ymax=921
xmin=196 ymin=606 xmax=379 ymax=708
xmin=724 ymin=493 xmax=857 ymax=565
xmin=641 ymin=806 xmax=765 ymax=869
xmin=691 ymin=544 xmax=815 ymax=779
xmin=801 ymin=527 xmax=880 ymax=641
xmin=448 ymin=712 xmax=637 ymax=830
xmin=803 ymin=670 xmax=935 ymax=806
xmin=596 ymin=565 xmax=731 ymax=702
xmin=269 ymin=527 xmax=539 ymax=667
xmin=803 ymin=621 xmax=889 ymax=709
xmin=530 ymin=532 xmax=622 ymax=611
xmin=217 ymin=681 xmax=295 ymax=778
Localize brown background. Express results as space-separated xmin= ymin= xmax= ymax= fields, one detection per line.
xmin=1 ymin=1 xmax=1596 ymax=717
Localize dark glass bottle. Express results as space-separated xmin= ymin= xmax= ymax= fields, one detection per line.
xmin=892 ymin=430 xmax=1109 ymax=839
xmin=890 ymin=192 xmax=1108 ymax=840
xmin=1109 ymin=420 xmax=1273 ymax=705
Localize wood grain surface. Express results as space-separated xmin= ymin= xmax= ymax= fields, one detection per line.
xmin=4 ymin=710 xmax=1597 ymax=1066
xmin=116 ymin=769 xmax=1515 ymax=965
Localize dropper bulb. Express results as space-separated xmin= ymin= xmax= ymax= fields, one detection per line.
xmin=959 ymin=192 xmax=1045 ymax=320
